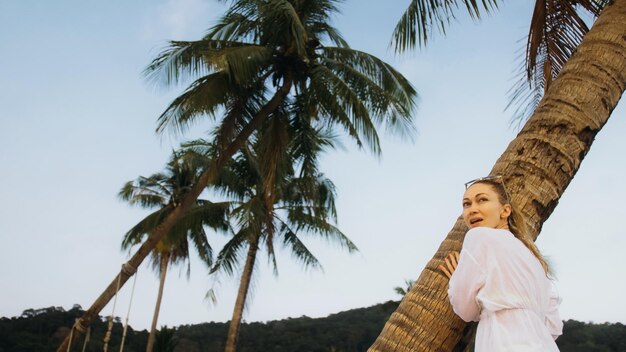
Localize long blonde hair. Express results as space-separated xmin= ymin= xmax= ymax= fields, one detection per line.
xmin=476 ymin=180 xmax=551 ymax=276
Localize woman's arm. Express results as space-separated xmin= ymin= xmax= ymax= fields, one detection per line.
xmin=545 ymin=280 xmax=564 ymax=340
xmin=447 ymin=247 xmax=486 ymax=322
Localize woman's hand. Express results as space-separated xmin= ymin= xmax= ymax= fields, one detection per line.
xmin=438 ymin=251 xmax=460 ymax=279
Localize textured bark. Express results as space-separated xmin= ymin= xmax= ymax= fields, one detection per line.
xmin=57 ymin=78 xmax=293 ymax=352
xmin=369 ymin=1 xmax=626 ymax=351
xmin=146 ymin=253 xmax=169 ymax=352
xmin=224 ymin=238 xmax=259 ymax=352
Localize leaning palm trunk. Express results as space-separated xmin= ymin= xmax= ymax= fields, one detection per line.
xmin=146 ymin=253 xmax=169 ymax=352
xmin=225 ymin=237 xmax=259 ymax=352
xmin=369 ymin=1 xmax=626 ymax=351
xmin=57 ymin=79 xmax=293 ymax=352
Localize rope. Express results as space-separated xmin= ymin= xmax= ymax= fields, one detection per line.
xmin=74 ymin=320 xmax=88 ymax=334
xmin=119 ymin=268 xmax=139 ymax=352
xmin=66 ymin=319 xmax=88 ymax=352
xmin=103 ymin=267 xmax=124 ymax=352
xmin=81 ymin=327 xmax=91 ymax=352
xmin=121 ymin=262 xmax=137 ymax=276
xmin=66 ymin=323 xmax=75 ymax=352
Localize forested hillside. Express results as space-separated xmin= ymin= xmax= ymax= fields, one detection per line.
xmin=1 ymin=302 xmax=624 ymax=351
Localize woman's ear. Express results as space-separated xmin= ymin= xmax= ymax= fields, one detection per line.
xmin=501 ymin=204 xmax=512 ymax=219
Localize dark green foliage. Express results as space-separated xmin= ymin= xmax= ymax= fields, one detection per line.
xmin=172 ymin=300 xmax=400 ymax=352
xmin=2 ymin=304 xmax=625 ymax=352
xmin=0 ymin=305 xmax=147 ymax=352
xmin=155 ymin=325 xmax=179 ymax=352
xmin=556 ymin=319 xmax=626 ymax=352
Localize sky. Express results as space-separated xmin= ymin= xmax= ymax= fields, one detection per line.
xmin=1 ymin=0 xmax=625 ymax=333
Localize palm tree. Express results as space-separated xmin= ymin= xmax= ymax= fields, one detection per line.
xmin=58 ymin=1 xmax=417 ymax=349
xmin=369 ymin=1 xmax=626 ymax=351
xmin=154 ymin=326 xmax=178 ymax=352
xmin=391 ymin=0 xmax=608 ymax=123
xmin=118 ymin=151 xmax=229 ymax=352
xmin=183 ymin=135 xmax=357 ymax=352
xmin=394 ymin=279 xmax=415 ymax=297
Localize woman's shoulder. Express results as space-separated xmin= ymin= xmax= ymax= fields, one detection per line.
xmin=465 ymin=227 xmax=511 ymax=239
xmin=463 ymin=227 xmax=513 ymax=249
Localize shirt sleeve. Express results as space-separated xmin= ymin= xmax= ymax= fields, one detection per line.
xmin=447 ymin=229 xmax=487 ymax=322
xmin=545 ymin=279 xmax=564 ymax=340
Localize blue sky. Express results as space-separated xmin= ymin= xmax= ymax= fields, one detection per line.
xmin=1 ymin=0 xmax=625 ymax=331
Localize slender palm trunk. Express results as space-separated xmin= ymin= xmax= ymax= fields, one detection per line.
xmin=369 ymin=1 xmax=626 ymax=351
xmin=146 ymin=253 xmax=169 ymax=352
xmin=224 ymin=237 xmax=259 ymax=352
xmin=57 ymin=78 xmax=293 ymax=352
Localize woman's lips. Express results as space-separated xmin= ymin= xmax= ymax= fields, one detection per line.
xmin=470 ymin=218 xmax=483 ymax=226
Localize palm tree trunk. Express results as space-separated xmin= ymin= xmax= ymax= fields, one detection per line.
xmin=57 ymin=78 xmax=294 ymax=352
xmin=146 ymin=253 xmax=169 ymax=352
xmin=225 ymin=237 xmax=259 ymax=352
xmin=369 ymin=1 xmax=626 ymax=351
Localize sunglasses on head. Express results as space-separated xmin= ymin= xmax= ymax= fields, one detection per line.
xmin=464 ymin=175 xmax=511 ymax=202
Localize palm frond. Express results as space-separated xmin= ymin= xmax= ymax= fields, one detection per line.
xmin=278 ymin=220 xmax=323 ymax=271
xmin=307 ymin=64 xmax=381 ymax=154
xmin=149 ymin=44 xmax=272 ymax=135
xmin=288 ymin=116 xmax=338 ymax=177
xmin=211 ymin=228 xmax=250 ymax=277
xmin=144 ymin=40 xmax=213 ymax=86
xmin=232 ymin=197 xmax=266 ymax=237
xmin=179 ymin=138 xmax=219 ymax=158
xmin=210 ymin=152 xmax=259 ymax=201
xmin=314 ymin=175 xmax=339 ymax=221
xmin=322 ymin=58 xmax=416 ymax=140
xmin=308 ymin=22 xmax=349 ymax=48
xmin=321 ymin=47 xmax=417 ymax=109
xmin=507 ymin=0 xmax=607 ymax=124
xmin=155 ymin=72 xmax=232 ymax=134
xmin=255 ymin=112 xmax=291 ymax=196
xmin=392 ymin=0 xmax=500 ymax=52
xmin=168 ymin=201 xmax=230 ymax=240
xmin=209 ymin=84 xmax=269 ymax=155
xmin=263 ymin=0 xmax=309 ymax=58
xmin=120 ymin=208 xmax=171 ymax=250
xmin=264 ymin=228 xmax=279 ymax=276
xmin=145 ymin=39 xmax=267 ymax=85
xmin=219 ymin=45 xmax=273 ymax=85
xmin=118 ymin=173 xmax=173 ymax=208
xmin=118 ymin=182 xmax=167 ymax=208
xmin=285 ymin=206 xmax=357 ymax=253
xmin=188 ymin=227 xmax=213 ymax=268
xmin=394 ymin=279 xmax=415 ymax=296
xmin=206 ymin=1 xmax=261 ymax=43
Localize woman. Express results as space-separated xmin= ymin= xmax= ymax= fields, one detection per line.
xmin=438 ymin=176 xmax=563 ymax=351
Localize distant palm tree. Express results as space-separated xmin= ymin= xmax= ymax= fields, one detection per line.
xmin=154 ymin=325 xmax=178 ymax=352
xmin=183 ymin=135 xmax=357 ymax=352
xmin=58 ymin=0 xmax=418 ymax=349
xmin=394 ymin=279 xmax=415 ymax=297
xmin=119 ymin=151 xmax=229 ymax=352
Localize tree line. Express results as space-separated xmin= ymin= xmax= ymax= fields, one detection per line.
xmin=3 ymin=303 xmax=625 ymax=352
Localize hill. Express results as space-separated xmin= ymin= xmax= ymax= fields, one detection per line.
xmin=1 ymin=302 xmax=625 ymax=351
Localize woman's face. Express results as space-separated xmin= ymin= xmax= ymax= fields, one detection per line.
xmin=462 ymin=182 xmax=511 ymax=229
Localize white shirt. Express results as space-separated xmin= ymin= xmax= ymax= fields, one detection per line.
xmin=448 ymin=227 xmax=563 ymax=351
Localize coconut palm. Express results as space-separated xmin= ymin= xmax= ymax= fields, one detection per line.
xmin=370 ymin=1 xmax=626 ymax=351
xmin=118 ymin=151 xmax=229 ymax=352
xmin=183 ymin=134 xmax=356 ymax=352
xmin=392 ymin=0 xmax=609 ymax=123
xmin=394 ymin=279 xmax=415 ymax=297
xmin=154 ymin=326 xmax=178 ymax=352
xmin=58 ymin=1 xmax=417 ymax=349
